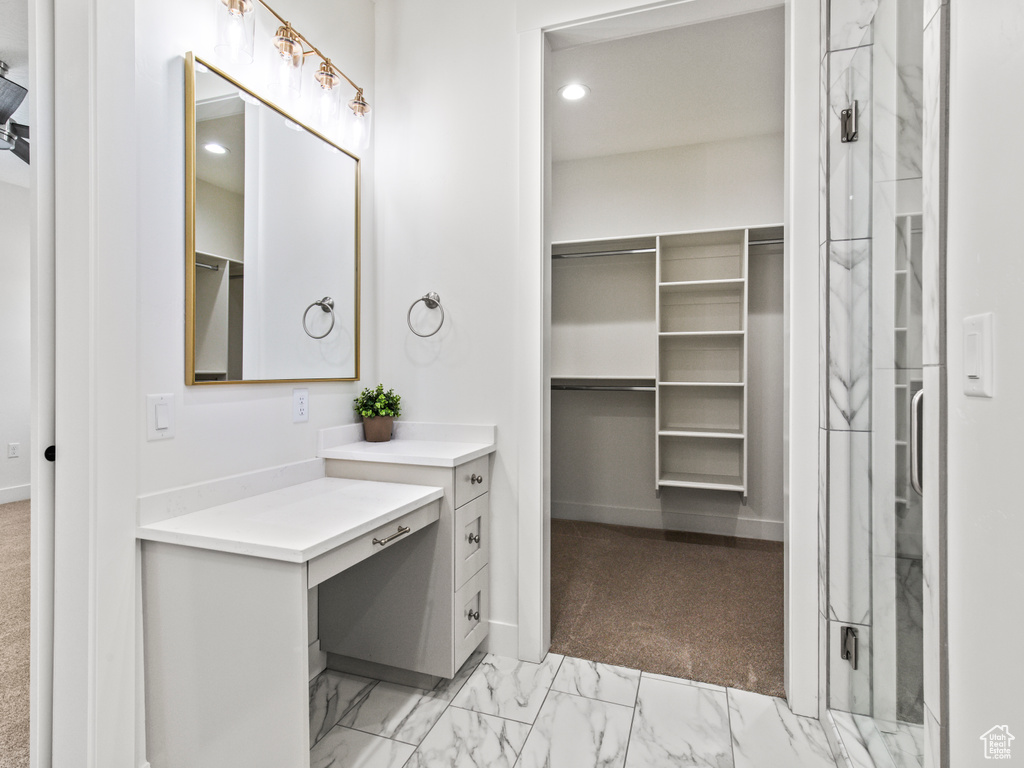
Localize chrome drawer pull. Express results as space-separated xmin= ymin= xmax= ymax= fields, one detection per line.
xmin=470 ymin=474 xmax=484 ymax=485
xmin=467 ymin=532 xmax=480 ymax=544
xmin=467 ymin=609 xmax=480 ymax=621
xmin=373 ymin=526 xmax=411 ymax=546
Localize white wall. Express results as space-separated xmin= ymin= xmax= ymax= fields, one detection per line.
xmin=945 ymin=0 xmax=1024 ymax=761
xmin=0 ymin=180 xmax=31 ymax=503
xmin=194 ymin=178 xmax=243 ymax=262
xmin=552 ymin=134 xmax=785 ymax=242
xmin=136 ymin=0 xmax=376 ymax=496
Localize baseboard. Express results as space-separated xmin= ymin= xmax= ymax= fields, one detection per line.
xmin=552 ymin=500 xmax=784 ymax=542
xmin=308 ymin=640 xmax=327 ymax=681
xmin=138 ymin=762 xmax=152 ymax=768
xmin=0 ymin=484 xmax=30 ymax=504
xmin=483 ymin=619 xmax=518 ymax=659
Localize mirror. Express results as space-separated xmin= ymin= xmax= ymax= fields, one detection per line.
xmin=185 ymin=53 xmax=360 ymax=384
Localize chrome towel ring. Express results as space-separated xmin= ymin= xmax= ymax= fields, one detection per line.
xmin=302 ymin=297 xmax=336 ymax=339
xmin=407 ymin=292 xmax=445 ymax=338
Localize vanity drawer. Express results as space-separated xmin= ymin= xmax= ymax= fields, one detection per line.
xmin=307 ymin=499 xmax=440 ymax=588
xmin=454 ymin=565 xmax=489 ymax=669
xmin=454 ymin=455 xmax=490 ymax=509
xmin=454 ymin=494 xmax=489 ymax=590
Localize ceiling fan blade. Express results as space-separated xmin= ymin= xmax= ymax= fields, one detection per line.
xmin=0 ymin=76 xmax=28 ymax=126
xmin=9 ymin=120 xmax=29 ymax=140
xmin=12 ymin=136 xmax=29 ymax=164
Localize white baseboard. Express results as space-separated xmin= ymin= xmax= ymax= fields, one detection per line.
xmin=552 ymin=500 xmax=784 ymax=542
xmin=483 ymin=620 xmax=518 ymax=659
xmin=0 ymin=484 xmax=30 ymax=504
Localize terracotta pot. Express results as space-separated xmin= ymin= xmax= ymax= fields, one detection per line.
xmin=362 ymin=416 xmax=394 ymax=442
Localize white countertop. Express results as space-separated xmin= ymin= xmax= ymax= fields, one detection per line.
xmin=137 ymin=477 xmax=444 ymax=563
xmin=318 ymin=422 xmax=496 ymax=468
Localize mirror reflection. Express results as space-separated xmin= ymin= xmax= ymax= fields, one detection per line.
xmin=187 ymin=53 xmax=359 ymax=384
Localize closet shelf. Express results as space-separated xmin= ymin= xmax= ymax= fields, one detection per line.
xmin=658 ymin=381 xmax=745 ymax=388
xmin=659 ymin=278 xmax=745 ymax=290
xmin=658 ymin=430 xmax=744 ymax=439
xmin=658 ymin=473 xmax=745 ymax=492
xmin=658 ymin=331 xmax=744 ymax=338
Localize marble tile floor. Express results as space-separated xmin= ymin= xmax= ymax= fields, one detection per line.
xmin=309 ymin=652 xmax=840 ymax=768
xmin=831 ymin=710 xmax=925 ymax=768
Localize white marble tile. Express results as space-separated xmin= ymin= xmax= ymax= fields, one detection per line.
xmin=923 ymin=0 xmax=941 ymax=32
xmin=834 ymin=712 xmax=898 ymax=768
xmin=518 ymin=691 xmax=633 ymax=768
xmin=450 ymin=653 xmax=563 ymax=724
xmin=923 ymin=705 xmax=941 ymax=768
xmin=405 ymin=707 xmax=532 ymax=768
xmin=828 ymin=621 xmax=872 ymax=716
xmin=728 ymin=688 xmax=837 ymax=768
xmin=819 ymin=428 xmax=829 ymax=619
xmin=339 ymin=681 xmax=449 ymax=745
xmin=641 ymin=672 xmax=726 ymax=694
xmin=871 ymin=554 xmax=899 ymax=721
xmin=820 ymin=243 xmax=829 ymax=430
xmin=830 ymin=0 xmax=878 ymax=51
xmin=895 ymin=0 xmax=924 ymax=182
xmin=828 ymin=240 xmax=872 ymax=431
xmin=921 ymin=365 xmax=941 ymax=711
xmin=551 ymin=657 xmax=640 ymax=707
xmin=818 ymin=611 xmax=829 ymax=724
xmin=310 ymin=725 xmax=415 ymax=768
xmin=426 ymin=648 xmax=486 ymax=703
xmin=878 ymin=720 xmax=925 ymax=768
xmin=820 ymin=0 xmax=828 ymax=61
xmin=828 ymin=430 xmax=872 ymax=625
xmin=310 ymin=670 xmax=378 ymax=746
xmin=820 ymin=58 xmax=829 ymax=247
xmin=829 ymin=46 xmax=873 ymax=241
xmin=895 ymin=558 xmax=924 ymax=723
xmin=626 ymin=677 xmax=733 ymax=768
xmin=920 ymin=9 xmax=943 ymax=368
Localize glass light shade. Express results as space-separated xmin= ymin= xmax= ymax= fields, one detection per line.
xmin=214 ymin=0 xmax=255 ymax=65
xmin=268 ymin=24 xmax=304 ymax=100
xmin=312 ymin=62 xmax=342 ymax=134
xmin=344 ymin=94 xmax=372 ymax=153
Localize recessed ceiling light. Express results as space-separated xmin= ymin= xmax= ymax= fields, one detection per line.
xmin=203 ymin=142 xmax=229 ymax=155
xmin=559 ymin=83 xmax=590 ymax=101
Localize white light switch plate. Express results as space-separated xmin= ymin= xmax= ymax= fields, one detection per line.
xmin=147 ymin=394 xmax=176 ymax=440
xmin=963 ymin=313 xmax=994 ymax=398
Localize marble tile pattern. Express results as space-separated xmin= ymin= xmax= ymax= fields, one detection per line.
xmin=920 ymin=7 xmax=944 ymax=367
xmin=895 ymin=558 xmax=924 ymax=724
xmin=828 ymin=430 xmax=872 ymax=625
xmin=309 ymin=654 xmax=841 ymax=768
xmin=829 ymin=45 xmax=873 ymax=242
xmin=819 ymin=428 xmax=829 ymax=618
xmin=828 ymin=621 xmax=872 ymax=716
xmin=833 ymin=711 xmax=899 ymax=768
xmin=729 ymin=687 xmax=837 ymax=768
xmin=309 ymin=670 xmax=378 ymax=746
xmin=820 ymin=243 xmax=830 ymax=429
xmin=920 ymin=365 xmax=942 ymax=726
xmin=828 ymin=240 xmax=872 ymax=431
xmin=626 ymin=677 xmax=733 ymax=768
xmin=830 ymin=0 xmax=878 ymax=51
xmin=550 ymin=657 xmax=641 ymax=707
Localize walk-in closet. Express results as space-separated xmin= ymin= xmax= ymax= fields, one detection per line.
xmin=546 ymin=5 xmax=787 ymax=695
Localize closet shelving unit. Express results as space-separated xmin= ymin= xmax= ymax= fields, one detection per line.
xmin=194 ymin=249 xmax=244 ymax=382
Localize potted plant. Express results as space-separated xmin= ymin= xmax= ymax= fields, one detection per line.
xmin=354 ymin=384 xmax=402 ymax=442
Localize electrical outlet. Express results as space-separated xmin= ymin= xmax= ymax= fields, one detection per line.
xmin=7 ymin=442 xmax=20 ymax=458
xmin=293 ymin=388 xmax=309 ymax=423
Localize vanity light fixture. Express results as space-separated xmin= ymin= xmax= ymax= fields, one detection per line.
xmin=559 ymin=83 xmax=590 ymax=101
xmin=203 ymin=142 xmax=229 ymax=154
xmin=213 ymin=0 xmax=372 ymax=150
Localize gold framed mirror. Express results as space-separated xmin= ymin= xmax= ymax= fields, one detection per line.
xmin=185 ymin=52 xmax=360 ymax=384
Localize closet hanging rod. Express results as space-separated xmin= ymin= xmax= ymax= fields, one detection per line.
xmin=748 ymin=238 xmax=785 ymax=246
xmin=551 ymin=384 xmax=656 ymax=392
xmin=195 ymin=262 xmax=220 ymax=271
xmin=552 ymin=247 xmax=657 ymax=259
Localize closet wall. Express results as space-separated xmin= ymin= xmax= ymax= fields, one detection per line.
xmin=551 ymin=137 xmax=786 ymax=540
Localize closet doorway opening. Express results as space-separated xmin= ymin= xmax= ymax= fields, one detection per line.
xmin=543 ymin=3 xmax=788 ymax=698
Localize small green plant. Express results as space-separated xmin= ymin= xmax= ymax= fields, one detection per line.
xmin=354 ymin=384 xmax=402 ymax=418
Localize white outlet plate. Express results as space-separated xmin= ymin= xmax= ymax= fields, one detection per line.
xmin=147 ymin=394 xmax=176 ymax=440
xmin=963 ymin=313 xmax=994 ymax=398
xmin=293 ymin=388 xmax=309 ymax=423
xmin=7 ymin=442 xmax=20 ymax=458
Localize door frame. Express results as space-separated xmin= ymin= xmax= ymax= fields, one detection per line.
xmin=515 ymin=0 xmax=822 ymax=716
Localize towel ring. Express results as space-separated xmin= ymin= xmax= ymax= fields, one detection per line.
xmin=303 ymin=296 xmax=336 ymax=339
xmin=407 ymin=292 xmax=445 ymax=338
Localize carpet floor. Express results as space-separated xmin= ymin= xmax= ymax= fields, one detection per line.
xmin=550 ymin=518 xmax=785 ymax=698
xmin=1 ymin=499 xmax=30 ymax=768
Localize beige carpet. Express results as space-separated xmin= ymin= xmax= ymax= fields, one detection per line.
xmin=551 ymin=518 xmax=785 ymax=698
xmin=1 ymin=500 xmax=30 ymax=768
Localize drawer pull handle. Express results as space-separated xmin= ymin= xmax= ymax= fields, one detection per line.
xmin=467 ymin=609 xmax=480 ymax=621
xmin=373 ymin=526 xmax=411 ymax=546
xmin=470 ymin=474 xmax=484 ymax=485
xmin=467 ymin=532 xmax=481 ymax=544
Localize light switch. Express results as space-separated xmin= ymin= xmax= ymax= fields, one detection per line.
xmin=147 ymin=394 xmax=176 ymax=440
xmin=963 ymin=313 xmax=994 ymax=398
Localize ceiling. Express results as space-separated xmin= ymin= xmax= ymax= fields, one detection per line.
xmin=196 ymin=112 xmax=245 ymax=196
xmin=547 ymin=6 xmax=785 ymax=163
xmin=0 ymin=0 xmax=29 ymax=187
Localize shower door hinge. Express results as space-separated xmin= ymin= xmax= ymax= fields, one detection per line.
xmin=841 ymin=101 xmax=859 ymax=143
xmin=840 ymin=626 xmax=859 ymax=670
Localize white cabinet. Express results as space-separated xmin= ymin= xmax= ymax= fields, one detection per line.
xmin=317 ymin=428 xmax=495 ymax=680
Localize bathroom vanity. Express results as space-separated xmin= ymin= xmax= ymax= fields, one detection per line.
xmin=137 ymin=423 xmax=495 ymax=768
